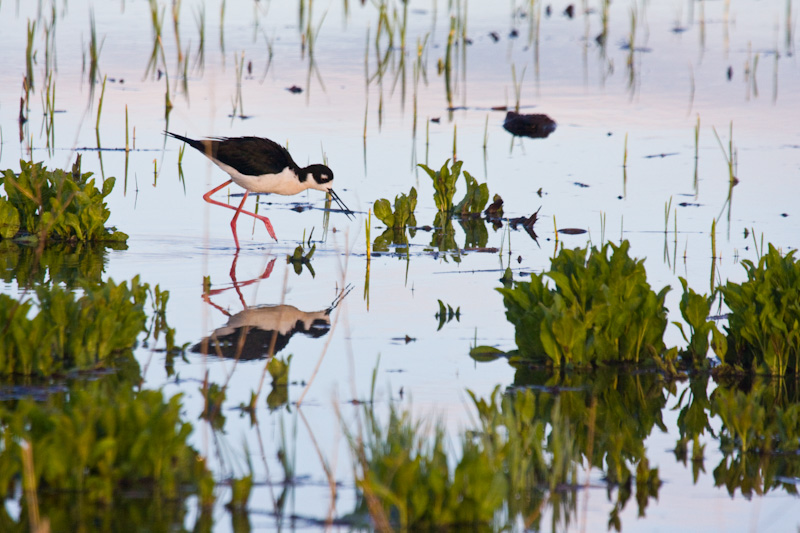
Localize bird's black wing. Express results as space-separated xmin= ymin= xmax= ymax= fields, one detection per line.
xmin=212 ymin=136 xmax=299 ymax=176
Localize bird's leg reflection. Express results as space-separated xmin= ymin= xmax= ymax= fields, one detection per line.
xmin=202 ymin=253 xmax=276 ymax=311
xmin=229 ymin=253 xmax=276 ymax=308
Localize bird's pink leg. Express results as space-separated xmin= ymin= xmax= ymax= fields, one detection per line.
xmin=203 ymin=181 xmax=278 ymax=246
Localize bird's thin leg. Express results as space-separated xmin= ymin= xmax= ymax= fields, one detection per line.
xmin=203 ymin=181 xmax=278 ymax=243
xmin=230 ymin=192 xmax=250 ymax=250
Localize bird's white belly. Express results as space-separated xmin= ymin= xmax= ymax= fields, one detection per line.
xmin=215 ymin=162 xmax=306 ymax=195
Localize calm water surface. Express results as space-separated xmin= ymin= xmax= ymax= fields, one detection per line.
xmin=1 ymin=0 xmax=799 ymax=530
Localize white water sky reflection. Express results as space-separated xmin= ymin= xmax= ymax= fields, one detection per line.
xmin=1 ymin=0 xmax=799 ymax=531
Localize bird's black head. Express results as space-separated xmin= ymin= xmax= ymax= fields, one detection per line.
xmin=304 ymin=164 xmax=334 ymax=191
xmin=303 ymin=163 xmax=354 ymax=219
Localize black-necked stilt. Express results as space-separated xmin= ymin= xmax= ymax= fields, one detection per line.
xmin=165 ymin=132 xmax=354 ymax=248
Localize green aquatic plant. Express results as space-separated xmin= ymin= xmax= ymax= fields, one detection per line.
xmin=266 ymin=354 xmax=292 ymax=410
xmin=459 ymin=217 xmax=488 ymax=249
xmin=435 ymin=299 xmax=460 ymax=331
xmin=673 ymin=277 xmax=727 ymax=367
xmin=350 ymin=399 xmax=506 ymax=529
xmin=0 ymin=276 xmax=153 ymax=376
xmin=200 ymin=381 xmax=226 ymax=431
xmin=227 ymin=474 xmax=253 ymax=517
xmin=0 ymin=160 xmax=127 ymax=243
xmin=0 ymin=380 xmax=212 ymax=505
xmin=0 ymin=240 xmax=123 ymax=288
xmin=454 ymin=172 xmax=489 ymax=217
xmin=372 ymin=188 xmax=417 ymax=255
xmin=287 ymin=243 xmax=316 ymax=277
xmin=418 ymin=159 xmax=462 ymax=213
xmin=144 ymin=0 xmax=167 ymax=80
xmin=709 ymin=378 xmax=800 ymax=499
xmin=25 ymin=19 xmax=36 ymax=92
xmin=498 ymin=241 xmax=670 ymax=367
xmin=348 ymin=384 xmax=589 ymax=530
xmin=429 ymin=213 xmax=459 ymax=260
xmin=712 ymin=382 xmax=800 ymax=455
xmin=373 ymin=186 xmax=417 ymax=228
xmin=721 ymin=244 xmax=800 ymax=375
xmin=507 ymin=368 xmax=666 ymax=527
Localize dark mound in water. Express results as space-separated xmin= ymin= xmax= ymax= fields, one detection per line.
xmin=503 ymin=111 xmax=557 ymax=138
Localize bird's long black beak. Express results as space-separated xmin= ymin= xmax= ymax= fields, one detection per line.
xmin=329 ymin=189 xmax=355 ymax=220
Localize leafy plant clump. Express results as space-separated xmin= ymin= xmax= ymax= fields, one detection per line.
xmin=0 ymin=240 xmax=125 ymax=288
xmin=0 ymin=381 xmax=214 ymax=505
xmin=674 ymin=277 xmax=727 ymax=368
xmin=454 ymin=172 xmax=489 ymax=217
xmin=419 ymin=159 xmax=462 ymax=213
xmin=0 ymin=159 xmax=128 ymax=242
xmin=349 ymin=386 xmax=590 ymax=530
xmin=711 ymin=382 xmax=800 ymax=456
xmin=498 ymin=241 xmax=670 ymax=367
xmin=418 ymin=160 xmax=490 ymax=218
xmin=350 ymin=399 xmax=506 ymax=529
xmin=720 ymin=245 xmax=800 ymax=375
xmin=287 ymin=243 xmax=315 ymax=276
xmin=0 ymin=276 xmax=155 ymax=376
xmin=373 ymin=187 xmax=417 ymax=228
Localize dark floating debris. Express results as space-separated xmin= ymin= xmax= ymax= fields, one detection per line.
xmin=558 ymin=228 xmax=587 ymax=235
xmin=781 ymin=213 xmax=789 ymax=218
xmin=573 ymin=182 xmax=589 ymax=188
xmin=644 ymin=152 xmax=679 ymax=159
xmin=595 ymin=32 xmax=607 ymax=45
xmin=286 ymin=85 xmax=303 ymax=94
xmin=489 ymin=31 xmax=500 ymax=42
xmin=509 ymin=207 xmax=541 ymax=242
xmin=564 ymin=4 xmax=575 ymax=18
xmin=431 ymin=117 xmax=441 ymax=123
xmin=509 ymin=29 xmax=519 ymax=38
xmin=545 ymin=5 xmax=552 ymax=17
xmin=503 ymin=111 xmax=557 ymax=139
xmin=727 ymin=66 xmax=733 ymax=80
xmin=484 ymin=194 xmax=504 ymax=220
xmin=678 ymin=202 xmax=702 ymax=207
xmin=619 ymin=42 xmax=653 ymax=53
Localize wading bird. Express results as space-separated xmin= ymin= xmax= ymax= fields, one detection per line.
xmin=165 ymin=132 xmax=353 ymax=248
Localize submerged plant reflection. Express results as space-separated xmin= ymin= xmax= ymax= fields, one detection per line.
xmin=348 ymin=369 xmax=667 ymax=531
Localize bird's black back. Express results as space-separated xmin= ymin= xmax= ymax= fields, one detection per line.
xmin=166 ymin=132 xmax=300 ymax=177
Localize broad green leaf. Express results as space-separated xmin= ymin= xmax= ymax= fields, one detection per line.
xmin=0 ymin=198 xmax=20 ymax=239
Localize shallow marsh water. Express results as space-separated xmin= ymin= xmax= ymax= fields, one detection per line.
xmin=0 ymin=0 xmax=799 ymax=531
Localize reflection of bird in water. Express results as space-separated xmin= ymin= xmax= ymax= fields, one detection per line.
xmin=192 ymin=304 xmax=331 ymax=359
xmin=165 ymin=132 xmax=354 ymax=249
xmin=193 ymin=284 xmax=351 ymax=360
